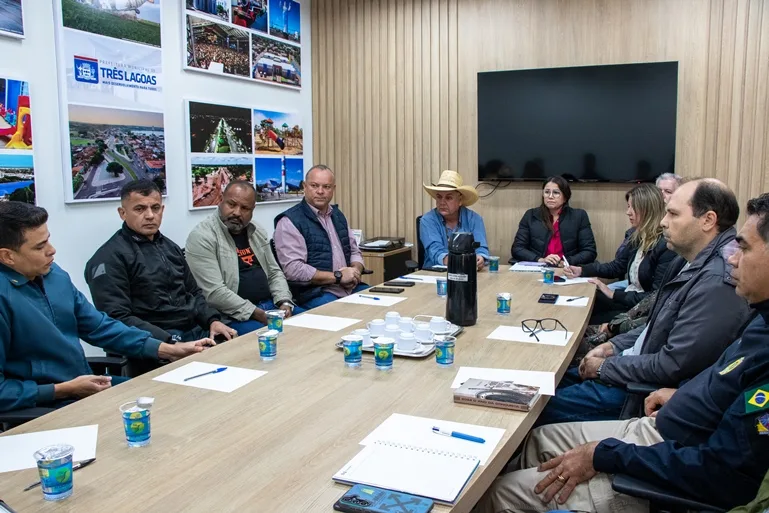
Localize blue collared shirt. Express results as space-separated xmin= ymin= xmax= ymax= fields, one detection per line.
xmin=419 ymin=207 xmax=490 ymax=268
xmin=0 ymin=263 xmax=161 ymax=412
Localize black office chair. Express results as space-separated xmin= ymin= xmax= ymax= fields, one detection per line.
xmin=611 ymin=474 xmax=726 ymax=513
xmin=0 ymin=356 xmax=127 ymax=432
xmin=404 ymin=215 xmax=423 ymax=273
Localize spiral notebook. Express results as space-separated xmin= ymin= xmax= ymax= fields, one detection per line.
xmin=332 ymin=440 xmax=480 ymax=504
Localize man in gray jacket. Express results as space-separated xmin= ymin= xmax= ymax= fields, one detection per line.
xmin=185 ymin=181 xmax=303 ymax=334
xmin=536 ymin=178 xmax=751 ymax=425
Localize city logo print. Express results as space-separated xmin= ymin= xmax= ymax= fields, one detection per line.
xmin=74 ymin=56 xmax=99 ymax=84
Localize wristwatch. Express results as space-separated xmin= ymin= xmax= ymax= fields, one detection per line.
xmin=276 ymin=300 xmax=295 ymax=311
xmin=334 ymin=270 xmax=343 ymax=284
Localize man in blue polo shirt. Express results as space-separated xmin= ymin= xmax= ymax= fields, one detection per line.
xmin=0 ymin=202 xmax=215 ymax=413
xmin=420 ymin=170 xmax=489 ymax=270
xmin=473 ymin=193 xmax=769 ymax=513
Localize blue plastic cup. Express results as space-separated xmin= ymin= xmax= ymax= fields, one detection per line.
xmin=497 ymin=292 xmax=511 ymax=314
xmin=435 ymin=336 xmax=456 ymax=367
xmin=489 ymin=256 xmax=500 ymax=272
xmin=374 ymin=338 xmax=395 ymax=370
xmin=436 ymin=277 xmax=447 ymax=297
xmin=543 ymin=268 xmax=555 ymax=285
xmin=120 ymin=401 xmax=151 ymax=447
xmin=34 ymin=444 xmax=74 ymax=501
xmin=259 ymin=329 xmax=279 ymax=361
xmin=266 ymin=310 xmax=285 ymax=332
xmin=342 ymin=335 xmax=363 ymax=367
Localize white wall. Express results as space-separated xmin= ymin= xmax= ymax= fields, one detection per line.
xmin=0 ymin=1 xmax=312 ymax=353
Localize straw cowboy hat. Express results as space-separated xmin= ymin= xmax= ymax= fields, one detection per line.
xmin=423 ymin=170 xmax=479 ymax=207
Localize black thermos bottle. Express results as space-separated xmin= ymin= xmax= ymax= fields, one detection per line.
xmin=445 ymin=232 xmax=480 ymax=327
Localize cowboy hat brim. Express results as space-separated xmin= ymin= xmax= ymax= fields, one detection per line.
xmin=423 ymin=183 xmax=479 ymax=207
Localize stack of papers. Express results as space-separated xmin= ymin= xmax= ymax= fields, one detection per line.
xmin=510 ymin=262 xmax=547 ymax=272
xmin=0 ymin=425 xmax=98 ymax=473
xmin=336 ymin=293 xmax=407 ymax=307
xmin=398 ymin=274 xmax=441 ymax=284
xmin=360 ymin=240 xmax=392 ymax=248
xmin=486 ymin=326 xmax=572 ymax=346
xmin=554 ymin=295 xmax=590 ymax=307
xmin=283 ymin=313 xmax=362 ymax=331
xmin=153 ymin=362 xmax=267 ymax=393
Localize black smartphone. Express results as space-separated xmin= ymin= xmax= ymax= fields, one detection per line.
xmin=384 ymin=280 xmax=415 ymax=287
xmin=538 ymin=293 xmax=559 ymax=304
xmin=368 ymin=287 xmax=404 ymax=294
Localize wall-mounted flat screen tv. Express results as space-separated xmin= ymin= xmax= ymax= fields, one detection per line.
xmin=477 ymin=61 xmax=678 ymax=182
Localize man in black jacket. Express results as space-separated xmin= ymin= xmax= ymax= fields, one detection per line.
xmin=85 ymin=181 xmax=236 ymax=347
xmin=535 ymin=178 xmax=751 ymax=426
xmin=473 ymin=192 xmax=769 ymax=513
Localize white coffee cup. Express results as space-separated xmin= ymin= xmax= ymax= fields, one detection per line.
xmin=414 ymin=322 xmax=433 ymax=343
xmin=398 ymin=316 xmax=414 ymax=333
xmin=385 ymin=324 xmax=401 ymax=339
xmin=397 ymin=332 xmax=419 ymax=352
xmin=353 ymin=328 xmax=372 ymax=347
xmin=367 ymin=319 xmax=386 ymax=336
xmin=429 ymin=316 xmax=449 ymax=334
xmin=385 ymin=311 xmax=400 ymax=325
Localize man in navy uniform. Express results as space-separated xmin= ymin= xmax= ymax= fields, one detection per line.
xmin=473 ymin=193 xmax=769 ymax=513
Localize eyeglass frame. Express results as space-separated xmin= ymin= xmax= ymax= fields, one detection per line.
xmin=521 ymin=318 xmax=568 ymax=342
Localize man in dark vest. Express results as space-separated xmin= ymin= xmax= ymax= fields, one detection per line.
xmin=274 ymin=164 xmax=368 ymax=309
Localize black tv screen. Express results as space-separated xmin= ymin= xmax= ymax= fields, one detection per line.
xmin=477 ymin=62 xmax=678 ymax=182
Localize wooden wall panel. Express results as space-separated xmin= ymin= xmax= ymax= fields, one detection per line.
xmin=312 ymin=0 xmax=769 ymax=261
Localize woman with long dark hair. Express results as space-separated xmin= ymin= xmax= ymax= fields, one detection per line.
xmin=511 ymin=176 xmax=597 ymax=265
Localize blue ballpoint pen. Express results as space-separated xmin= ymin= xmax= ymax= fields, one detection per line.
xmin=184 ymin=367 xmax=227 ymax=381
xmin=401 ymin=276 xmax=423 ymax=281
xmin=432 ymin=426 xmax=486 ymax=444
xmin=359 ymin=294 xmax=381 ymax=300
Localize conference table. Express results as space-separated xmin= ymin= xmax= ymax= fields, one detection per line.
xmin=0 ymin=266 xmax=595 ymax=512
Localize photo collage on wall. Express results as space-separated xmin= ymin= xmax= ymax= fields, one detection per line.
xmin=0 ymin=0 xmax=25 ymax=39
xmin=184 ymin=0 xmax=301 ymax=90
xmin=187 ymin=100 xmax=304 ymax=209
xmin=0 ymin=76 xmax=35 ymax=203
xmin=56 ymin=0 xmax=166 ymax=202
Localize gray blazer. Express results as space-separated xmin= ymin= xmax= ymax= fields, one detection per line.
xmin=185 ymin=213 xmax=293 ymax=321
xmin=601 ymin=227 xmax=750 ymax=387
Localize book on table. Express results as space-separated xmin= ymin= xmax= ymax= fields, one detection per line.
xmin=453 ymin=378 xmax=540 ymax=412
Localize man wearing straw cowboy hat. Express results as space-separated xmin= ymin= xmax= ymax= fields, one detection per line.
xmin=421 ymin=170 xmax=490 ymax=270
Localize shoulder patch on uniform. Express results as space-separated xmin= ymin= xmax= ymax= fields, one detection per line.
xmin=757 ymin=413 xmax=769 ymax=435
xmin=91 ymin=263 xmax=106 ymax=280
xmin=719 ymin=357 xmax=744 ymax=376
xmin=746 ymin=384 xmax=769 ymax=413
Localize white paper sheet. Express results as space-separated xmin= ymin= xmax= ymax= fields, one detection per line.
xmin=336 ymin=293 xmax=408 ymax=307
xmin=398 ymin=274 xmax=443 ymax=284
xmin=360 ymin=413 xmax=505 ymax=466
xmin=554 ymin=295 xmax=590 ymax=307
xmin=537 ymin=277 xmax=593 ymax=286
xmin=0 ymin=425 xmax=98 ymax=474
xmin=152 ymin=362 xmax=266 ymax=393
xmin=282 ymin=313 xmax=362 ymax=332
xmin=450 ymin=367 xmax=555 ymax=395
xmin=486 ymin=326 xmax=572 ymax=346
xmin=510 ymin=262 xmax=548 ymax=272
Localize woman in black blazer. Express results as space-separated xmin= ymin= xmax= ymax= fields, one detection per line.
xmin=565 ymin=183 xmax=676 ymax=323
xmin=511 ymin=176 xmax=597 ymax=266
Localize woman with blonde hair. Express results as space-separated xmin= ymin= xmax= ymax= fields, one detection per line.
xmin=565 ymin=183 xmax=675 ymax=323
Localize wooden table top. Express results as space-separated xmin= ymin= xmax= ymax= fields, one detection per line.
xmin=0 ymin=266 xmax=595 ymax=513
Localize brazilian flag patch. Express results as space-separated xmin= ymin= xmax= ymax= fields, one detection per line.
xmin=745 ymin=384 xmax=769 ymax=413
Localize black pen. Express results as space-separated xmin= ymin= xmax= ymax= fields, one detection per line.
xmin=567 ymin=296 xmax=586 ymax=302
xmin=23 ymin=458 xmax=96 ymax=492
